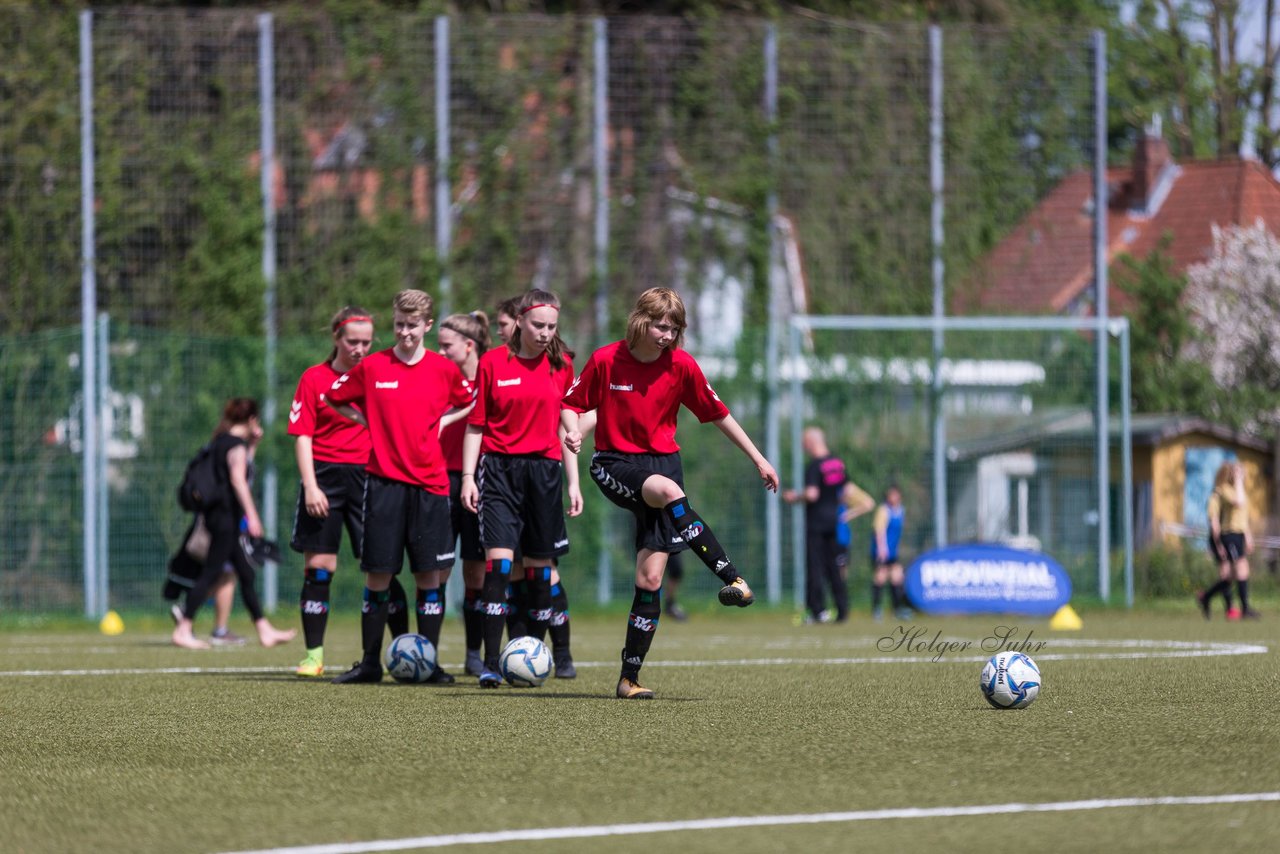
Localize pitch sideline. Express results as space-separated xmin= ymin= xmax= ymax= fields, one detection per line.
xmin=217 ymin=792 xmax=1280 ymax=854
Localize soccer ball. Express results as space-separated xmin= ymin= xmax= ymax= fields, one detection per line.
xmin=499 ymin=636 xmax=552 ymax=687
xmin=384 ymin=633 xmax=437 ymax=683
xmin=980 ymin=651 xmax=1041 ymax=709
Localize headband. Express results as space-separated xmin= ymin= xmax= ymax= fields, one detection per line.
xmin=335 ymin=315 xmax=373 ymax=330
xmin=520 ymin=303 xmax=558 ymax=315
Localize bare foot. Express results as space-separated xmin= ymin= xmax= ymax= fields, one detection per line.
xmin=255 ymin=620 xmax=297 ymax=648
xmin=172 ymin=620 xmax=211 ymax=650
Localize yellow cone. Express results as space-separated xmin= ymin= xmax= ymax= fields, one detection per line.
xmin=1049 ymin=604 xmax=1083 ymax=631
xmin=99 ymin=610 xmax=125 ymax=636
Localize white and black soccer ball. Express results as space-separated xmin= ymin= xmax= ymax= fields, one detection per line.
xmin=384 ymin=633 xmax=437 ymax=683
xmin=980 ymin=651 xmax=1041 ymax=709
xmin=499 ymin=636 xmax=552 ymax=687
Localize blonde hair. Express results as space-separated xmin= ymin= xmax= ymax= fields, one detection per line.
xmin=626 ymin=287 xmax=686 ymax=350
xmin=393 ymin=289 xmax=434 ymax=321
xmin=440 ymin=311 xmax=492 ymax=354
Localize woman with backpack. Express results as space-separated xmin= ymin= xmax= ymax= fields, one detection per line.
xmin=171 ymin=398 xmax=297 ymax=650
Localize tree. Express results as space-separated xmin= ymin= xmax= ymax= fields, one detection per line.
xmin=1112 ymin=236 xmax=1216 ymax=416
xmin=1184 ymin=220 xmax=1280 ymax=428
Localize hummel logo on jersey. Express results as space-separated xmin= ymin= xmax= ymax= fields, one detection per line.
xmin=289 ymin=399 xmax=302 ymax=424
xmin=706 ymin=382 xmax=721 ymax=402
xmin=609 ymin=383 xmax=634 ymax=391
xmin=497 ymin=378 xmax=521 ymax=387
xmin=330 ymin=374 xmax=350 ymax=391
xmin=376 ymin=381 xmax=399 ymax=389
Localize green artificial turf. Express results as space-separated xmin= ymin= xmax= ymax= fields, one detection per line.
xmin=1 ymin=608 xmax=1276 ymax=853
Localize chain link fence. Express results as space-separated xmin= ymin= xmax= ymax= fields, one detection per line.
xmin=0 ymin=8 xmax=1105 ymax=616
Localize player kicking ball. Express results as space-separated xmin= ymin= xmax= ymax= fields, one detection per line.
xmin=562 ymin=287 xmax=778 ymax=699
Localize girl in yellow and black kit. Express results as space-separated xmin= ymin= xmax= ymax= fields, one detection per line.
xmin=1198 ymin=461 xmax=1260 ymax=620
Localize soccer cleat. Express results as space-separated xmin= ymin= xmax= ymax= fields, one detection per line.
xmin=425 ymin=665 xmax=456 ymax=685
xmin=296 ymin=650 xmax=325 ymax=678
xmin=1194 ymin=590 xmax=1211 ymax=620
xmin=553 ymin=652 xmax=577 ymax=679
xmin=332 ymin=660 xmax=383 ymax=684
xmin=478 ymin=669 xmax=503 ymax=688
xmin=1226 ymin=607 xmax=1243 ymax=621
xmin=1241 ymin=609 xmax=1262 ymax=619
xmin=616 ymin=677 xmax=655 ymax=700
xmin=664 ymin=602 xmax=689 ymax=622
xmin=717 ymin=577 xmax=755 ymax=608
xmin=210 ymin=628 xmax=247 ymax=647
xmin=464 ymin=649 xmax=484 ymax=677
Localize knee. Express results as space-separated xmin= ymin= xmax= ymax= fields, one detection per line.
xmin=642 ymin=475 xmax=684 ymax=507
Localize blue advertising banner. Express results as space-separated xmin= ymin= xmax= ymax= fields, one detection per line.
xmin=904 ymin=543 xmax=1072 ymax=616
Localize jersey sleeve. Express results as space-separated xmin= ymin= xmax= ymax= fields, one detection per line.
xmin=467 ymin=355 xmax=493 ymax=426
xmin=556 ymin=360 xmax=577 ymax=407
xmin=286 ymin=370 xmax=318 ymax=437
xmin=678 ymin=354 xmax=730 ymax=423
xmin=449 ymin=360 xmax=475 ymax=409
xmin=324 ymin=360 xmax=365 ymax=408
xmin=562 ymin=352 xmax=598 ymax=413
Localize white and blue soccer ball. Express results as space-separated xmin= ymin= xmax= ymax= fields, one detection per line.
xmin=980 ymin=651 xmax=1041 ymax=709
xmin=499 ymin=636 xmax=552 ymax=688
xmin=384 ymin=633 xmax=437 ymax=683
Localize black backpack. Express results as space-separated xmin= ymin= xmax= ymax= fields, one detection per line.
xmin=177 ymin=443 xmax=224 ymax=512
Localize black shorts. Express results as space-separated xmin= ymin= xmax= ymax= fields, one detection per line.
xmin=477 ymin=453 xmax=569 ymax=558
xmin=1217 ymin=532 xmax=1247 ymax=562
xmin=290 ymin=461 xmax=366 ymax=558
xmin=590 ymin=450 xmax=689 ymax=554
xmin=360 ymin=475 xmax=455 ymax=574
xmin=449 ymin=470 xmax=484 ymax=562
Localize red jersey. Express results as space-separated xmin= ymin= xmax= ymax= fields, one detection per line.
xmin=563 ymin=341 xmax=728 ymax=454
xmin=440 ymin=414 xmax=466 ymax=472
xmin=287 ymin=362 xmax=371 ymax=466
xmin=467 ymin=348 xmax=575 ymax=460
xmin=325 ymin=348 xmax=473 ymax=493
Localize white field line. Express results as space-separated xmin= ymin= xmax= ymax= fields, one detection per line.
xmin=217 ymin=792 xmax=1280 ymax=854
xmin=0 ymin=639 xmax=1268 ymax=678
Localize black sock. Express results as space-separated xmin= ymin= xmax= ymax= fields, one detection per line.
xmin=360 ymin=587 xmax=391 ymax=666
xmin=1237 ymin=579 xmax=1251 ymax=612
xmin=524 ymin=566 xmax=553 ymax=642
xmin=387 ymin=576 xmax=410 ymax=638
xmin=621 ymin=586 xmax=661 ymax=681
xmin=664 ymin=498 xmax=737 ymax=583
xmin=482 ymin=558 xmax=513 ymax=671
xmin=299 ymin=567 xmax=332 ymax=650
xmin=1204 ymin=578 xmax=1231 ymax=607
xmin=891 ymin=584 xmax=906 ymax=611
xmin=506 ymin=578 xmax=528 ymax=639
xmin=549 ymin=581 xmax=571 ymax=655
xmin=463 ymin=587 xmax=483 ymax=652
xmin=416 ymin=586 xmax=445 ymax=649
xmin=871 ymin=583 xmax=884 ymax=611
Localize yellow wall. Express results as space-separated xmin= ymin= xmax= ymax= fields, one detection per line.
xmin=1149 ymin=435 xmax=1271 ymax=542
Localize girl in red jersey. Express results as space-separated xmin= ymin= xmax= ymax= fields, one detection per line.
xmin=437 ymin=310 xmax=491 ymax=678
xmin=324 ymin=289 xmax=475 ymax=684
xmin=460 ymin=289 xmax=583 ymax=687
xmin=562 ymin=287 xmax=779 ymax=699
xmin=288 ymin=307 xmax=411 ymax=677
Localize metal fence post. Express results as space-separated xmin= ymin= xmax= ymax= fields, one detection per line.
xmin=79 ymin=9 xmax=100 ymax=619
xmin=929 ymin=24 xmax=947 ymax=549
xmin=1093 ymin=29 xmax=1110 ymax=601
xmin=764 ymin=22 xmax=783 ymax=605
xmin=259 ymin=12 xmax=280 ymax=612
xmin=593 ymin=17 xmax=612 ymax=605
xmin=97 ymin=312 xmax=110 ymax=613
xmin=435 ymin=16 xmax=453 ymax=316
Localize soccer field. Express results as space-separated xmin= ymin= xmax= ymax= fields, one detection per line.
xmin=2 ymin=609 xmax=1277 ymax=854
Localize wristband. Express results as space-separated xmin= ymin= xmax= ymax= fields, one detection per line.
xmin=461 ymin=473 xmax=475 ymax=478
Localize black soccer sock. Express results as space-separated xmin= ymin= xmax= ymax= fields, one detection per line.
xmin=891 ymin=584 xmax=906 ymax=611
xmin=871 ymin=583 xmax=885 ymax=612
xmin=621 ymin=586 xmax=661 ymax=682
xmin=663 ymin=498 xmax=737 ymax=584
xmin=524 ymin=566 xmax=553 ymax=642
xmin=1204 ymin=578 xmax=1231 ymax=608
xmin=387 ymin=576 xmax=410 ymax=638
xmin=299 ymin=567 xmax=333 ymax=650
xmin=482 ymin=558 xmax=513 ymax=671
xmin=506 ymin=578 xmax=528 ymax=639
xmin=463 ymin=587 xmax=483 ymax=652
xmin=1237 ymin=579 xmax=1251 ymax=612
xmin=360 ymin=587 xmax=392 ymax=666
xmin=416 ymin=586 xmax=445 ymax=649
xmin=549 ymin=581 xmax=571 ymax=655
